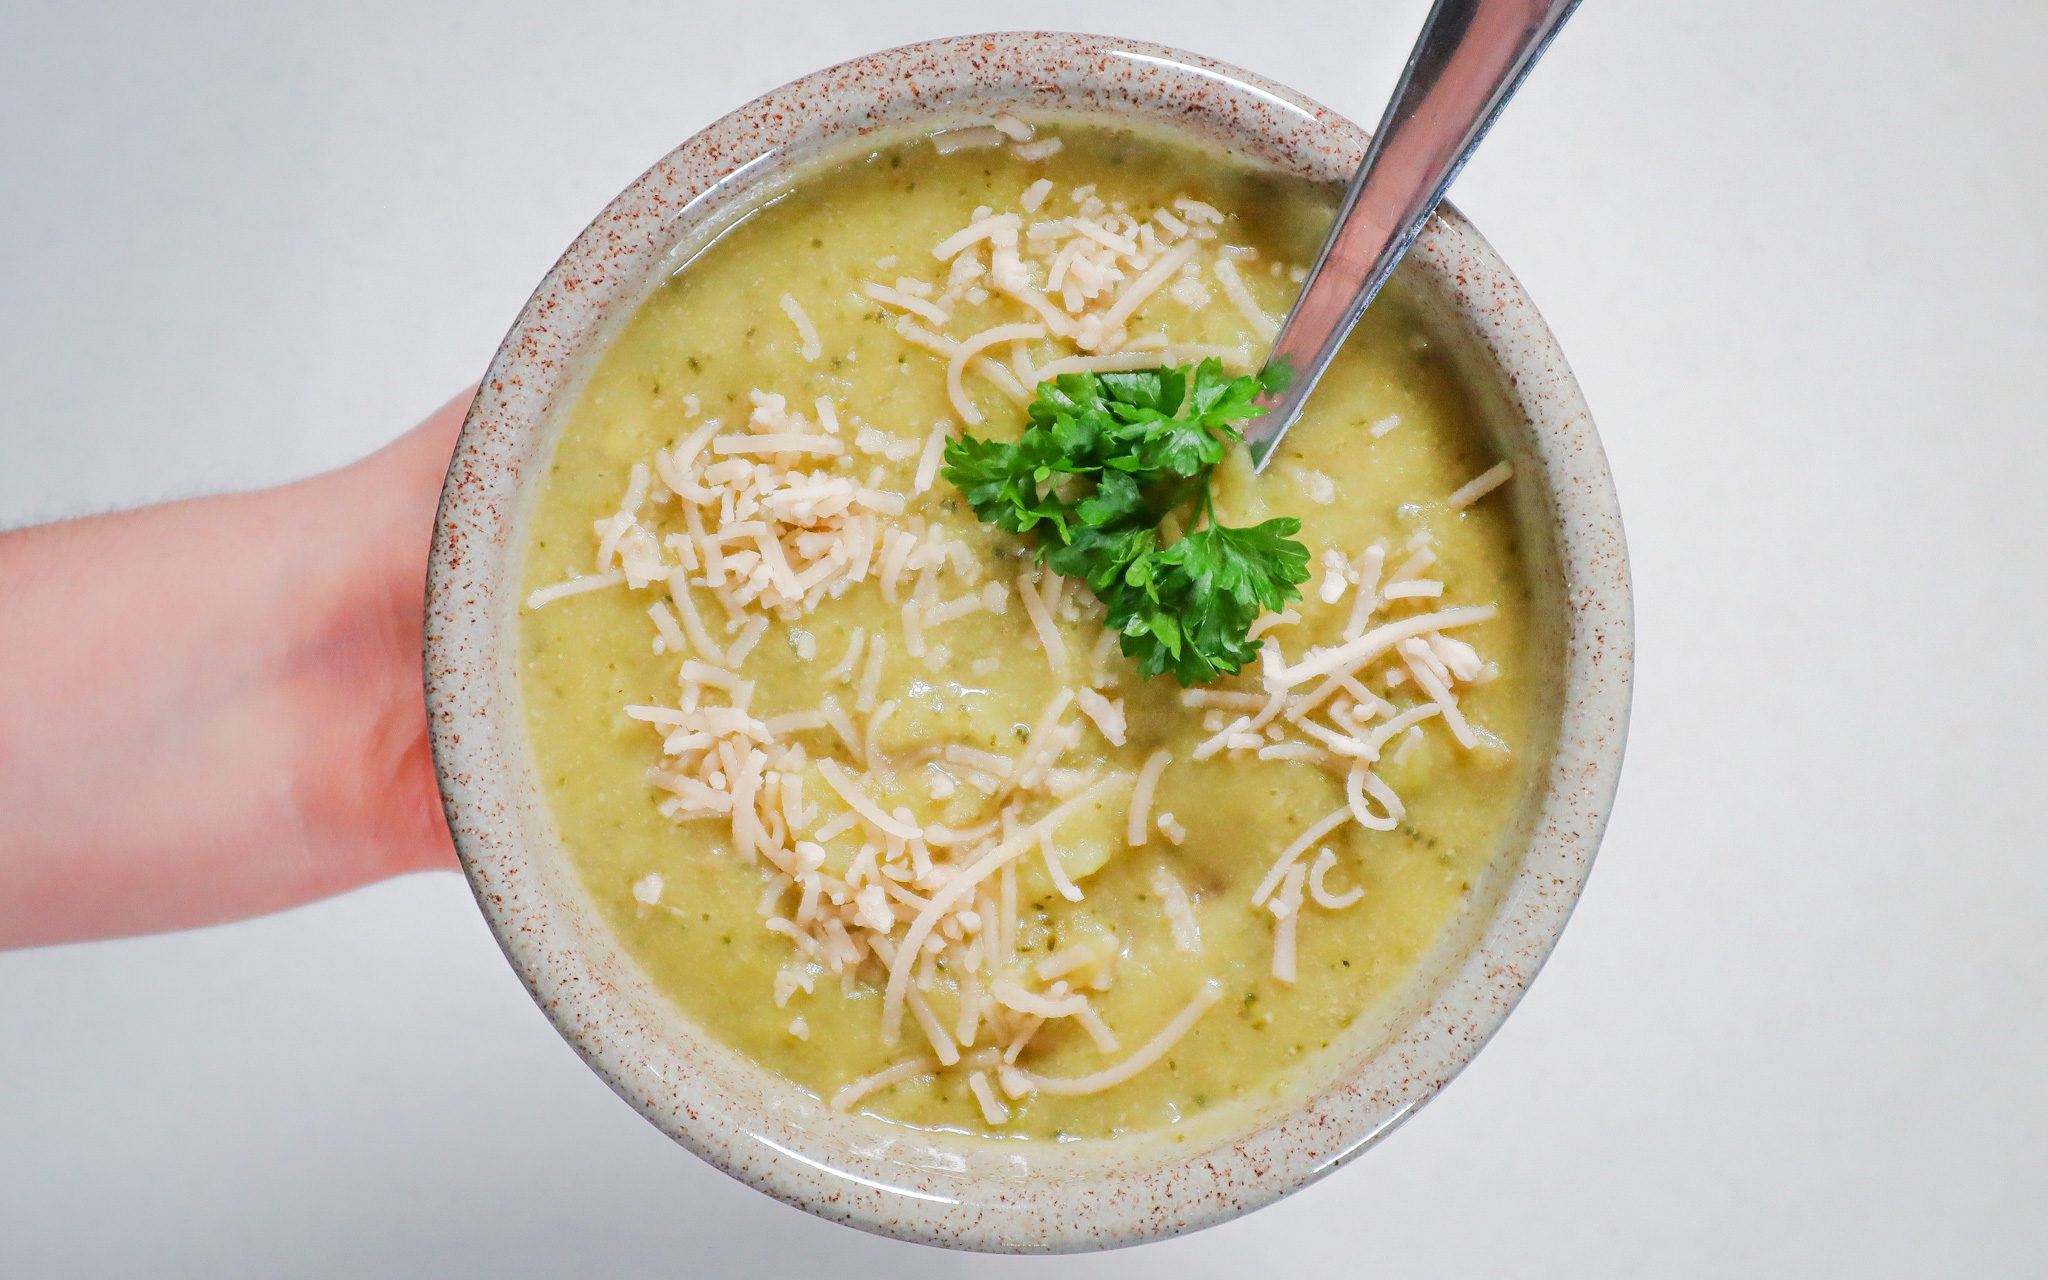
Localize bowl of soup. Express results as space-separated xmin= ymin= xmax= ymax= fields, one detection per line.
xmin=426 ymin=31 xmax=1631 ymax=1252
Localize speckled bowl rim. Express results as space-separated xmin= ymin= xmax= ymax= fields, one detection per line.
xmin=426 ymin=31 xmax=1631 ymax=1253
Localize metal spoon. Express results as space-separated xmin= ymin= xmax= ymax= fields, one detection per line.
xmin=1246 ymin=0 xmax=1580 ymax=469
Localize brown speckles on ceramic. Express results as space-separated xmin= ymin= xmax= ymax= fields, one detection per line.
xmin=424 ymin=31 xmax=1631 ymax=1253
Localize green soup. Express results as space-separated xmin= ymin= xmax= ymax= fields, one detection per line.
xmin=518 ymin=125 xmax=1538 ymax=1140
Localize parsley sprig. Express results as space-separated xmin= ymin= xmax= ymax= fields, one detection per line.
xmin=942 ymin=359 xmax=1311 ymax=685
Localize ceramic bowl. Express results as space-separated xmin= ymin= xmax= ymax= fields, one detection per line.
xmin=425 ymin=30 xmax=1631 ymax=1253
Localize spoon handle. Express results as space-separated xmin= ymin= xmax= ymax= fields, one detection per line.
xmin=1246 ymin=0 xmax=1580 ymax=469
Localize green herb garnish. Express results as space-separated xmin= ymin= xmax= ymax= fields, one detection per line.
xmin=942 ymin=359 xmax=1311 ymax=685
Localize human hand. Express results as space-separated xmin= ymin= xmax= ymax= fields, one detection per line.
xmin=0 ymin=392 xmax=472 ymax=948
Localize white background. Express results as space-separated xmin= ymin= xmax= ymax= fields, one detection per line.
xmin=3 ymin=1 xmax=2043 ymax=1275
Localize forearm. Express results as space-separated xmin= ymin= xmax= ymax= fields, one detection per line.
xmin=0 ymin=397 xmax=468 ymax=948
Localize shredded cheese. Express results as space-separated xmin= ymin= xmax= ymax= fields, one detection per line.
xmin=1268 ymin=861 xmax=1308 ymax=982
xmin=968 ymin=1070 xmax=1010 ymax=1123
xmin=1447 ymin=460 xmax=1513 ymax=511
xmin=830 ymin=1056 xmax=936 ymax=1112
xmin=1151 ymin=866 xmax=1201 ymax=951
xmin=526 ymin=570 xmax=625 ymax=609
xmin=1073 ymin=687 xmax=1127 ymax=746
xmin=1346 ymin=765 xmax=1405 ymax=830
xmin=1307 ymin=847 xmax=1364 ymax=910
xmin=1211 ymin=255 xmax=1278 ymax=340
xmin=778 ymin=293 xmax=822 ymax=361
xmin=1126 ymin=749 xmax=1172 ymax=846
xmin=1018 ymin=569 xmax=1067 ymax=674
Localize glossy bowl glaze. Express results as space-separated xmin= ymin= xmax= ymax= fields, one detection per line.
xmin=425 ymin=30 xmax=1631 ymax=1253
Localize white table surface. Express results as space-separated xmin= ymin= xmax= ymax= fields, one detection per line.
xmin=4 ymin=2 xmax=2043 ymax=1275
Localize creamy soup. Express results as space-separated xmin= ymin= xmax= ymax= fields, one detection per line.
xmin=518 ymin=123 xmax=1538 ymax=1140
